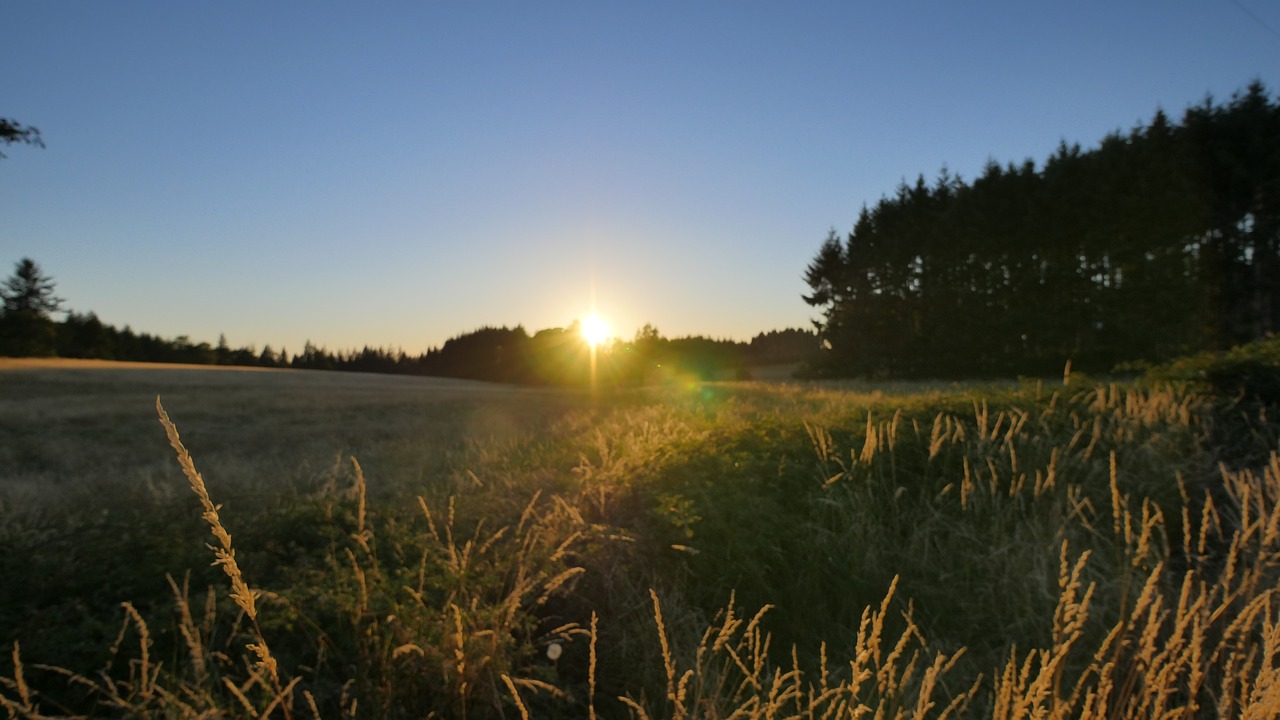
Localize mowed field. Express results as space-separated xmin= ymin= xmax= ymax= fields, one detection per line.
xmin=1 ymin=359 xmax=1278 ymax=719
xmin=0 ymin=358 xmax=577 ymax=494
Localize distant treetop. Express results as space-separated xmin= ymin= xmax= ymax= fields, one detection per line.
xmin=1 ymin=258 xmax=63 ymax=317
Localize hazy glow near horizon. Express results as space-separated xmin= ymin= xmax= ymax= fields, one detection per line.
xmin=1 ymin=2 xmax=1276 ymax=354
xmin=580 ymin=313 xmax=612 ymax=348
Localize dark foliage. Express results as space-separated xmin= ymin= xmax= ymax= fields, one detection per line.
xmin=744 ymin=327 xmax=821 ymax=366
xmin=3 ymin=267 xmax=817 ymax=386
xmin=0 ymin=258 xmax=63 ymax=356
xmin=0 ymin=117 xmax=43 ymax=159
xmin=1141 ymin=334 xmax=1280 ymax=465
xmin=1 ymin=258 xmax=62 ymax=315
xmin=805 ymin=81 xmax=1280 ymax=378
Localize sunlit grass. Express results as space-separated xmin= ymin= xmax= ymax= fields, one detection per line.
xmin=1 ymin=363 xmax=1278 ymax=718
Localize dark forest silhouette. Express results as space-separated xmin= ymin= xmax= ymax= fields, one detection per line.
xmin=805 ymin=81 xmax=1280 ymax=378
xmin=11 ymin=81 xmax=1280 ymax=381
xmin=0 ymin=258 xmax=816 ymax=384
xmin=48 ymin=312 xmax=815 ymax=385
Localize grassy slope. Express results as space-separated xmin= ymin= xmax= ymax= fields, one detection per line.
xmin=0 ymin=362 xmax=587 ymax=696
xmin=1 ymin=361 xmax=1277 ymax=718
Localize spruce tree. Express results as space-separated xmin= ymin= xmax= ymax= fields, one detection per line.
xmin=0 ymin=258 xmax=64 ymax=356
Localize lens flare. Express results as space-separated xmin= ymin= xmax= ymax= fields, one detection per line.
xmin=581 ymin=313 xmax=611 ymax=347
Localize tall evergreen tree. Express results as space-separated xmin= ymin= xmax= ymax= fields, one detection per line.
xmin=0 ymin=258 xmax=64 ymax=356
xmin=804 ymin=82 xmax=1280 ymax=378
xmin=1 ymin=258 xmax=63 ymax=315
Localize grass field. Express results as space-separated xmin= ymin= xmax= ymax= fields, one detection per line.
xmin=1 ymin=359 xmax=1277 ymax=718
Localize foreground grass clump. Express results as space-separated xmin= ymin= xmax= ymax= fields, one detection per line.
xmin=1 ymin=366 xmax=1278 ymax=717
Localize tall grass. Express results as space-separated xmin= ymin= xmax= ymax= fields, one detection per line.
xmin=0 ymin=373 xmax=1277 ymax=718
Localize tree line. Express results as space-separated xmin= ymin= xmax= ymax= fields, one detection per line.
xmin=0 ymin=258 xmax=816 ymax=384
xmin=804 ymin=80 xmax=1280 ymax=378
xmin=1 ymin=119 xmax=816 ymax=384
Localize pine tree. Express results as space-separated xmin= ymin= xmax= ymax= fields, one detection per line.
xmin=0 ymin=258 xmax=64 ymax=356
xmin=1 ymin=258 xmax=63 ymax=316
xmin=803 ymin=81 xmax=1280 ymax=377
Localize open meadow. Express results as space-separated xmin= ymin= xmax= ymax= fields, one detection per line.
xmin=1 ymin=359 xmax=1278 ymax=718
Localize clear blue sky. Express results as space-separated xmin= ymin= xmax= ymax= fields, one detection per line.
xmin=2 ymin=2 xmax=1277 ymax=355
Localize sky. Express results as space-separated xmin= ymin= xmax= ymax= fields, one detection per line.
xmin=2 ymin=2 xmax=1278 ymax=355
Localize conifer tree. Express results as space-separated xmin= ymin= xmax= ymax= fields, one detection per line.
xmin=0 ymin=258 xmax=64 ymax=356
xmin=804 ymin=81 xmax=1280 ymax=377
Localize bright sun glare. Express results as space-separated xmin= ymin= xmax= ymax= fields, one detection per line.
xmin=581 ymin=313 xmax=611 ymax=348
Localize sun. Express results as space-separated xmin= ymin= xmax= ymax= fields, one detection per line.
xmin=580 ymin=313 xmax=612 ymax=348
